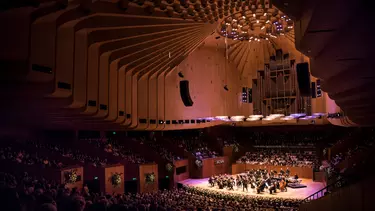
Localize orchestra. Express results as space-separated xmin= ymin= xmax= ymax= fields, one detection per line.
xmin=208 ymin=168 xmax=301 ymax=195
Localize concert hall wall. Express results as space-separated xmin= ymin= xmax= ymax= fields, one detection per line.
xmin=223 ymin=146 xmax=234 ymax=158
xmin=232 ymin=163 xmax=313 ymax=179
xmin=139 ymin=163 xmax=158 ymax=193
xmin=0 ymin=160 xmax=83 ymax=188
xmin=163 ymin=35 xmax=252 ymax=124
xmin=61 ymin=166 xmax=84 ymax=190
xmin=84 ymin=164 xmax=124 ymax=194
xmin=173 ymin=159 xmax=189 ymax=184
xmin=190 ymin=156 xmax=230 ymax=179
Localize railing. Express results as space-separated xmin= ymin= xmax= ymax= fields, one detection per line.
xmin=303 ymin=177 xmax=347 ymax=203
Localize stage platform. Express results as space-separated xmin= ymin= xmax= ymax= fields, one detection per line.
xmin=180 ymin=178 xmax=324 ymax=199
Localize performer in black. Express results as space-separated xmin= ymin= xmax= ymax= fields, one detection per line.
xmin=286 ymin=168 xmax=291 ymax=177
xmin=236 ymin=175 xmax=242 ymax=190
xmin=269 ymin=181 xmax=278 ymax=194
xmin=257 ymin=179 xmax=266 ymax=194
xmin=228 ymin=177 xmax=234 ymax=190
xmin=280 ymin=168 xmax=285 ymax=176
xmin=242 ymin=177 xmax=248 ymax=192
xmin=208 ymin=176 xmax=215 ymax=187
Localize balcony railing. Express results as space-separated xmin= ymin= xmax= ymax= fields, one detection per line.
xmin=303 ymin=177 xmax=347 ymax=203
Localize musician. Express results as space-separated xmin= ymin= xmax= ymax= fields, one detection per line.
xmin=208 ymin=176 xmax=215 ymax=187
xmin=218 ymin=178 xmax=224 ymax=189
xmin=236 ymin=175 xmax=242 ymax=189
xmin=242 ymin=177 xmax=248 ymax=192
xmin=294 ymin=174 xmax=299 ymax=180
xmin=279 ymin=178 xmax=287 ymax=192
xmin=228 ymin=177 xmax=234 ymax=190
xmin=269 ymin=181 xmax=278 ymax=194
xmin=250 ymin=177 xmax=256 ymax=189
xmin=286 ymin=168 xmax=290 ymax=177
xmin=257 ymin=179 xmax=266 ymax=194
xmin=280 ymin=168 xmax=285 ymax=176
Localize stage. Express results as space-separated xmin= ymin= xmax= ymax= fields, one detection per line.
xmin=180 ymin=178 xmax=324 ymax=199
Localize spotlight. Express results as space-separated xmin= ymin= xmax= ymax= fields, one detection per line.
xmin=178 ymin=72 xmax=184 ymax=78
xmin=224 ymin=85 xmax=229 ymax=91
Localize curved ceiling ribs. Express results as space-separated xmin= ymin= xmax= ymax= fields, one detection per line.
xmin=289 ymin=0 xmax=374 ymax=125
xmin=0 ymin=1 xmax=224 ymax=130
xmin=3 ymin=0 xmax=361 ymax=129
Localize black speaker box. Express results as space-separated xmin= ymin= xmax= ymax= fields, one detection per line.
xmin=311 ymin=82 xmax=316 ymax=98
xmin=180 ymin=80 xmax=194 ymax=106
xmin=296 ymin=62 xmax=311 ymax=97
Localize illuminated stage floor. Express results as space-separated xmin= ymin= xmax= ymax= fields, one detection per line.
xmin=180 ymin=178 xmax=324 ymax=199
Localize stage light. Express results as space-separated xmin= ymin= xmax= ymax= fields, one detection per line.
xmin=230 ymin=116 xmax=245 ymax=121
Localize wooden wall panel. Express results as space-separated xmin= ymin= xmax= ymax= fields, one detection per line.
xmin=104 ymin=164 xmax=125 ymax=194
xmin=173 ymin=159 xmax=189 ymax=184
xmin=139 ymin=163 xmax=158 ymax=193
xmin=190 ymin=156 xmax=230 ymax=178
xmin=165 ymin=35 xmax=244 ymax=121
xmin=61 ymin=166 xmax=84 ymax=190
xmin=223 ymin=146 xmax=234 ymax=157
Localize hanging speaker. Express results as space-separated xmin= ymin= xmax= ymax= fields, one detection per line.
xmin=296 ymin=62 xmax=311 ymax=97
xmin=180 ymin=80 xmax=194 ymax=107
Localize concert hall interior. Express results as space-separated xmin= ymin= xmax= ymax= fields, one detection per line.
xmin=0 ymin=0 xmax=374 ymax=211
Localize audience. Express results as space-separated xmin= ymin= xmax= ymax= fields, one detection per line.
xmin=30 ymin=141 xmax=108 ymax=167
xmin=222 ymin=138 xmax=240 ymax=152
xmin=137 ymin=137 xmax=183 ymax=162
xmin=0 ymin=171 xmax=301 ymax=211
xmin=0 ymin=146 xmax=65 ymax=168
xmin=237 ymin=149 xmax=317 ymax=168
xmin=172 ymin=136 xmax=219 ymax=159
xmin=321 ymin=129 xmax=375 ymax=180
xmin=242 ymin=131 xmax=332 ymax=148
xmin=86 ymin=138 xmax=150 ymax=164
xmin=2 ymin=127 xmax=374 ymax=211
